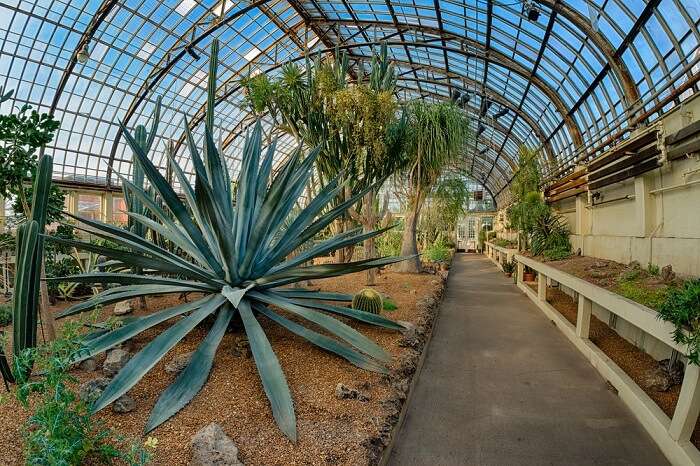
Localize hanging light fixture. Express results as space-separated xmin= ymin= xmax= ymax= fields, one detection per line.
xmin=76 ymin=41 xmax=90 ymax=64
xmin=494 ymin=107 xmax=509 ymax=119
xmin=523 ymin=0 xmax=540 ymax=21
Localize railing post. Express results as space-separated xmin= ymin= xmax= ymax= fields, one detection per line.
xmin=669 ymin=363 xmax=700 ymax=442
xmin=576 ymin=294 xmax=592 ymax=339
xmin=537 ymin=272 xmax=546 ymax=301
xmin=516 ymin=260 xmax=524 ymax=285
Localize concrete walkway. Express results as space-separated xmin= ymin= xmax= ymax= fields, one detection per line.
xmin=389 ymin=254 xmax=668 ymax=466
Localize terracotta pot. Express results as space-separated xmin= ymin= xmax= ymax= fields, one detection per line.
xmin=523 ymin=272 xmax=535 ymax=282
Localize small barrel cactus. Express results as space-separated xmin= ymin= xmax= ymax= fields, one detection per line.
xmin=352 ymin=289 xmax=383 ymax=314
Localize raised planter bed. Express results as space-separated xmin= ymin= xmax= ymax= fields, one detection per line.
xmin=484 ymin=241 xmax=518 ymax=272
xmin=513 ymin=253 xmax=700 ymax=466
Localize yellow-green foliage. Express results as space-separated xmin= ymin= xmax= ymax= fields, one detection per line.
xmin=352 ymin=289 xmax=383 ymax=314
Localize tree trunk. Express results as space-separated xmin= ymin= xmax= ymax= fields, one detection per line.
xmin=395 ymin=195 xmax=423 ymax=273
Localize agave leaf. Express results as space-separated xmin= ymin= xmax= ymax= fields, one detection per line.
xmin=289 ymin=300 xmax=405 ymax=330
xmin=273 ymin=289 xmax=352 ymax=302
xmin=271 ymin=226 xmax=395 ymax=274
xmin=238 ymin=299 xmax=296 ymax=442
xmin=57 ymin=284 xmax=207 ymax=318
xmin=254 ymin=304 xmax=387 ymax=374
xmin=120 ymin=119 xmax=217 ymax=266
xmin=146 ymin=304 xmax=233 ymax=433
xmin=45 ymin=273 xmax=216 ymax=291
xmin=75 ymin=296 xmax=215 ymax=363
xmin=92 ymin=294 xmax=226 ymax=413
xmin=258 ymin=256 xmax=411 ymax=288
xmin=249 ymin=291 xmax=391 ymax=363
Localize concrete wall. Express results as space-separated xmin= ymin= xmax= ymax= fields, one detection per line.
xmin=552 ymin=95 xmax=700 ymax=277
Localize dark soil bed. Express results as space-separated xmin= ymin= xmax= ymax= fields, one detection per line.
xmin=0 ymin=266 xmax=446 ymax=465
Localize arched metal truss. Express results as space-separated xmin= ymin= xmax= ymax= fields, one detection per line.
xmin=0 ymin=0 xmax=698 ymax=194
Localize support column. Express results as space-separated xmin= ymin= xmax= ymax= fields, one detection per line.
xmin=516 ymin=261 xmax=524 ymax=285
xmin=576 ymin=295 xmax=592 ymax=339
xmin=104 ymin=191 xmax=113 ymax=224
xmin=537 ymin=272 xmax=546 ymax=301
xmin=669 ymin=363 xmax=700 ymax=442
xmin=634 ymin=174 xmax=654 ymax=238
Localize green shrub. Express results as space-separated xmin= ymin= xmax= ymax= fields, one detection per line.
xmin=13 ymin=322 xmax=154 ymax=465
xmin=493 ymin=238 xmax=516 ymax=248
xmin=657 ymin=279 xmax=700 ymax=364
xmin=647 ymin=263 xmax=660 ymax=276
xmin=615 ymin=280 xmax=668 ymax=310
xmin=502 ymin=260 xmax=516 ymax=274
xmin=377 ymin=226 xmax=403 ymax=257
xmin=0 ymin=303 xmax=11 ymax=326
xmin=543 ymin=246 xmax=571 ymax=261
xmin=424 ymin=239 xmax=450 ymax=262
xmin=382 ymin=299 xmax=398 ymax=311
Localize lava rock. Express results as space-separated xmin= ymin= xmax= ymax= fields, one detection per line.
xmin=112 ymin=394 xmax=136 ymax=413
xmin=335 ymin=383 xmax=370 ymax=402
xmin=79 ymin=358 xmax=97 ymax=372
xmin=398 ymin=327 xmax=421 ymax=349
xmin=190 ymin=423 xmax=243 ymax=466
xmin=591 ymin=261 xmax=608 ymax=269
xmin=165 ymin=352 xmax=193 ymax=374
xmin=103 ymin=348 xmax=130 ymax=377
xmin=231 ymin=337 xmax=250 ymax=358
xmin=642 ymin=359 xmax=684 ymax=392
xmin=589 ymin=270 xmax=613 ymax=279
xmin=629 ymin=260 xmax=641 ymax=270
xmin=113 ymin=300 xmax=133 ymax=316
xmin=79 ymin=377 xmax=110 ymax=403
xmin=661 ymin=265 xmax=676 ymax=284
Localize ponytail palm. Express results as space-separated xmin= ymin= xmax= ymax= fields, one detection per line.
xmin=46 ymin=40 xmax=407 ymax=441
xmin=396 ymin=101 xmax=470 ymax=273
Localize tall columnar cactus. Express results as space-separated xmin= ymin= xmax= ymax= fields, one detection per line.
xmin=13 ymin=154 xmax=53 ymax=359
xmin=352 ymin=289 xmax=383 ymax=314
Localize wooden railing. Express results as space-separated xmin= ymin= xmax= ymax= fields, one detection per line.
xmin=508 ymin=253 xmax=700 ymax=465
xmin=484 ymin=241 xmax=518 ymax=271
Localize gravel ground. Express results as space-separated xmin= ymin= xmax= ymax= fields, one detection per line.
xmin=0 ymin=268 xmax=441 ymax=465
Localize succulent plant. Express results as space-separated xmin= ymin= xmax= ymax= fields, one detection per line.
xmin=46 ymin=39 xmax=408 ymax=441
xmin=352 ymin=289 xmax=383 ymax=315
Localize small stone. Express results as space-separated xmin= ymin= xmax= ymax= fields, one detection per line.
xmin=591 ymin=261 xmax=608 ymax=269
xmin=399 ymin=328 xmax=421 ymax=349
xmin=112 ymin=394 xmax=136 ymax=413
xmin=589 ymin=270 xmax=613 ymax=279
xmin=113 ymin=300 xmax=133 ymax=316
xmin=190 ymin=423 xmax=243 ymax=466
xmin=103 ymin=348 xmax=130 ymax=377
xmin=661 ymin=265 xmax=676 ymax=284
xmin=165 ymin=352 xmax=193 ymax=374
xmin=231 ymin=337 xmax=250 ymax=358
xmin=335 ymin=383 xmax=370 ymax=402
xmin=641 ymin=359 xmax=684 ymax=393
xmin=79 ymin=358 xmax=97 ymax=372
xmin=79 ymin=377 xmax=110 ymax=403
xmin=629 ymin=260 xmax=641 ymax=270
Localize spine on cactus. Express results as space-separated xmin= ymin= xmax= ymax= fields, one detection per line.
xmin=13 ymin=154 xmax=53 ymax=361
xmin=352 ymin=289 xmax=383 ymax=314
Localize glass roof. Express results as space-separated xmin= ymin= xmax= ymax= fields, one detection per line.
xmin=0 ymin=0 xmax=698 ymax=196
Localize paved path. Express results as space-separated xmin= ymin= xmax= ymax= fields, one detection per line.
xmin=388 ymin=254 xmax=668 ymax=466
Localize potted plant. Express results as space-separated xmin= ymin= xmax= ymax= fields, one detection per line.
xmin=523 ymin=265 xmax=536 ymax=282
xmin=502 ymin=260 xmax=516 ymax=278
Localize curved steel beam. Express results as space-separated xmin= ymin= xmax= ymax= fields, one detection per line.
xmin=311 ymin=16 xmax=639 ymax=115
xmin=218 ymin=83 xmax=524 ymax=163
xmin=105 ymin=0 xmax=281 ymax=184
xmin=182 ymin=39 xmax=581 ymax=154
xmin=49 ymin=0 xmax=119 ymax=115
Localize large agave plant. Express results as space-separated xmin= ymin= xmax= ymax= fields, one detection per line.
xmin=46 ymin=40 xmax=406 ymax=440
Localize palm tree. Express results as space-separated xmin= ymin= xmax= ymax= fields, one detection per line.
xmin=395 ymin=101 xmax=471 ymax=273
